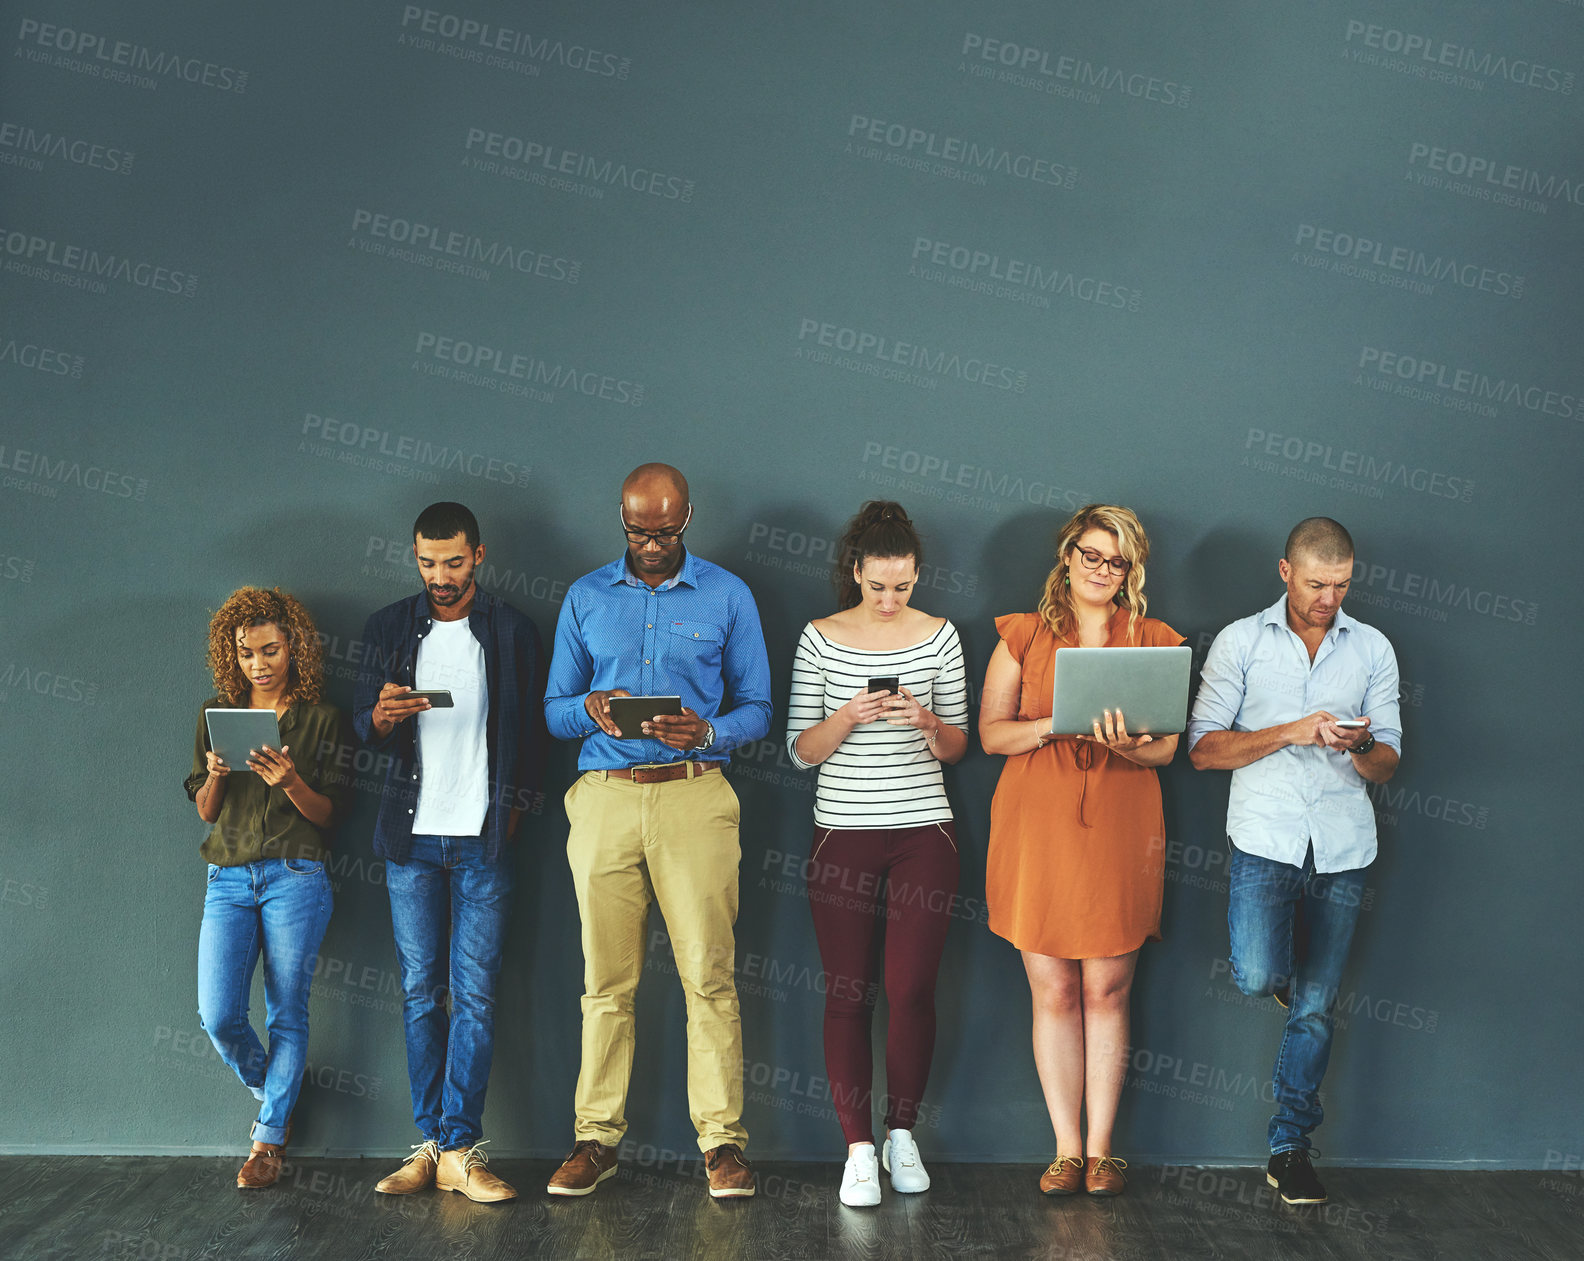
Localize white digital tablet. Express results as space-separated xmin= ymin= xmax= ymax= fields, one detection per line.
xmin=204 ymin=708 xmax=283 ymax=771
xmin=1049 ymin=647 xmax=1192 ymax=736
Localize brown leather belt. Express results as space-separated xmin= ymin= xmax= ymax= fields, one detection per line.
xmin=601 ymin=760 xmax=726 ymax=784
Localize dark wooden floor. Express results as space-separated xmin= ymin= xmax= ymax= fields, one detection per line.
xmin=4 ymin=1156 xmax=1581 ymax=1260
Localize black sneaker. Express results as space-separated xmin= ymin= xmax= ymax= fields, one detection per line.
xmin=1266 ymin=1149 xmax=1327 ymax=1205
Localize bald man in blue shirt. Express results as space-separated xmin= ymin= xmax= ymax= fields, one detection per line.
xmin=544 ymin=464 xmax=771 ymax=1200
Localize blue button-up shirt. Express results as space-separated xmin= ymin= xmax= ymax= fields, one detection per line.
xmin=1186 ymin=595 xmax=1402 ymax=873
xmin=351 ymin=589 xmax=545 ymax=864
xmin=545 ymin=549 xmax=772 ymax=770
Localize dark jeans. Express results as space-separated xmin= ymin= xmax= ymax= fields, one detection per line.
xmin=385 ymin=834 xmax=514 ymax=1150
xmin=1227 ymin=844 xmax=1367 ymax=1154
xmin=806 ymin=822 xmax=958 ymax=1145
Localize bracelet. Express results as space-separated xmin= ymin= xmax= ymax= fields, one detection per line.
xmin=1350 ymin=734 xmax=1376 ymax=756
xmin=926 ymin=724 xmax=940 ymax=750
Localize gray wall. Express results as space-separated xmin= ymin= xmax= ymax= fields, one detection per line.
xmin=2 ymin=1 xmax=1579 ymax=1168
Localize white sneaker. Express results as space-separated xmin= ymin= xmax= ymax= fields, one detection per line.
xmin=882 ymin=1129 xmax=930 ymax=1193
xmin=839 ymin=1144 xmax=882 ymax=1207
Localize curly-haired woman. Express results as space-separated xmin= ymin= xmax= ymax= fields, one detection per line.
xmin=183 ymin=586 xmax=351 ymax=1188
xmin=979 ymin=505 xmax=1183 ymax=1198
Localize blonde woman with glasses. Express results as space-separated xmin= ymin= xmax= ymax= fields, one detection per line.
xmin=979 ymin=505 xmax=1183 ymax=1198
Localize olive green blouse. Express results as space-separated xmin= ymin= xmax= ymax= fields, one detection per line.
xmin=184 ymin=699 xmax=353 ymax=866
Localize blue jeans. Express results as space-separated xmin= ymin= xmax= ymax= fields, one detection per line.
xmin=385 ymin=835 xmax=514 ymax=1150
xmin=1227 ymin=844 xmax=1366 ymax=1154
xmin=197 ymin=859 xmax=334 ymax=1146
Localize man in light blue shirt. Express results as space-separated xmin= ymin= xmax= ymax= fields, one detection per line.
xmin=543 ymin=463 xmax=771 ymax=1201
xmin=1187 ymin=517 xmax=1401 ymax=1207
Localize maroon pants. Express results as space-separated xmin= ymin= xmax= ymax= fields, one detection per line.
xmin=806 ymin=822 xmax=959 ymax=1145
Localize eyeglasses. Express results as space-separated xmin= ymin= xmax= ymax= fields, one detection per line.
xmin=1072 ymin=545 xmax=1131 ymax=576
xmin=620 ymin=503 xmax=692 ymax=547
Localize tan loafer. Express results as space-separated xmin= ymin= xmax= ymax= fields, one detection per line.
xmin=437 ymin=1142 xmax=517 ymax=1203
xmin=237 ymin=1142 xmax=285 ymax=1189
xmin=1039 ymin=1156 xmax=1084 ymax=1195
xmin=1085 ymin=1155 xmax=1128 ymax=1196
xmin=376 ymin=1140 xmax=442 ymax=1194
xmin=547 ymin=1139 xmax=619 ymax=1197
xmin=704 ymin=1144 xmax=756 ymax=1198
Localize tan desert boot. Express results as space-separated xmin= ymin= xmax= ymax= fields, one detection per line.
xmin=375 ymin=1139 xmax=442 ymax=1194
xmin=437 ymin=1141 xmax=517 ymax=1202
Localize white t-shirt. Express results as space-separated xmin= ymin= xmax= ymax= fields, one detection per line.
xmin=411 ymin=617 xmax=489 ymax=837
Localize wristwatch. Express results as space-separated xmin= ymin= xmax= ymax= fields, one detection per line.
xmin=693 ymin=720 xmax=716 ymax=752
xmin=1350 ymin=734 xmax=1376 ymax=756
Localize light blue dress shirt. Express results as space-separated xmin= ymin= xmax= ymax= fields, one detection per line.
xmin=544 ymin=549 xmax=773 ymax=770
xmin=1186 ymin=595 xmax=1402 ymax=873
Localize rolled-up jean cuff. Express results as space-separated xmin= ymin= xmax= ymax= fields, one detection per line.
xmin=250 ymin=1119 xmax=288 ymax=1146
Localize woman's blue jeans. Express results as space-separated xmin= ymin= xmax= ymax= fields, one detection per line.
xmin=1228 ymin=844 xmax=1366 ymax=1155
xmin=197 ymin=858 xmax=334 ymax=1145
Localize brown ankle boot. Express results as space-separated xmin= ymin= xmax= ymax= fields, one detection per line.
xmin=237 ymin=1142 xmax=285 ymax=1189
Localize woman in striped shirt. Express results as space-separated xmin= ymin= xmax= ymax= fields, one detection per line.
xmin=786 ymin=500 xmax=969 ymax=1207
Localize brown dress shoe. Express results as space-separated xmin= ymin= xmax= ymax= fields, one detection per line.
xmin=437 ymin=1142 xmax=517 ymax=1202
xmin=705 ymin=1144 xmax=756 ymax=1198
xmin=1085 ymin=1155 xmax=1128 ymax=1196
xmin=547 ymin=1140 xmax=618 ymax=1197
xmin=375 ymin=1140 xmax=442 ymax=1194
xmin=1039 ymin=1156 xmax=1084 ymax=1195
xmin=236 ymin=1142 xmax=285 ymax=1189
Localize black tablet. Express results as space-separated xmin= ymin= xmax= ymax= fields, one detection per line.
xmin=608 ymin=695 xmax=684 ymax=739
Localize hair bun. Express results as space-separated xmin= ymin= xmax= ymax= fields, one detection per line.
xmin=861 ymin=499 xmax=909 ymax=526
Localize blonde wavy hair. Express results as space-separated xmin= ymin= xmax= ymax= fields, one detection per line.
xmin=205 ymin=586 xmax=325 ymax=705
xmin=1036 ymin=504 xmax=1150 ymax=643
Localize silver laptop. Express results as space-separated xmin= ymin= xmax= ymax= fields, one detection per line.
xmin=1049 ymin=647 xmax=1191 ymax=736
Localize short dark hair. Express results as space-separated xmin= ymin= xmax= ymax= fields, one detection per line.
xmin=414 ymin=502 xmax=480 ymax=551
xmin=1285 ymin=516 xmax=1353 ymax=565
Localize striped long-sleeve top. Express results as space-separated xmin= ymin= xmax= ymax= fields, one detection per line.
xmin=785 ymin=619 xmax=968 ymax=828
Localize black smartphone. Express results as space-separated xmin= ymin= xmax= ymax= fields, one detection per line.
xmin=868 ymin=676 xmax=900 ymax=695
xmin=404 ymin=690 xmax=455 ymax=708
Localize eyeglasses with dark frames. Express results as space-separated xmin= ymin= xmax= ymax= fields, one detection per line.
xmin=1073 ymin=544 xmax=1131 ymax=576
xmin=620 ymin=503 xmax=693 ymax=547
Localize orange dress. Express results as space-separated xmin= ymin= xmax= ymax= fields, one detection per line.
xmin=986 ymin=609 xmax=1185 ymax=959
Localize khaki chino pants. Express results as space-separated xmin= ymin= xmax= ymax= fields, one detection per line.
xmin=565 ymin=766 xmax=748 ymax=1152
